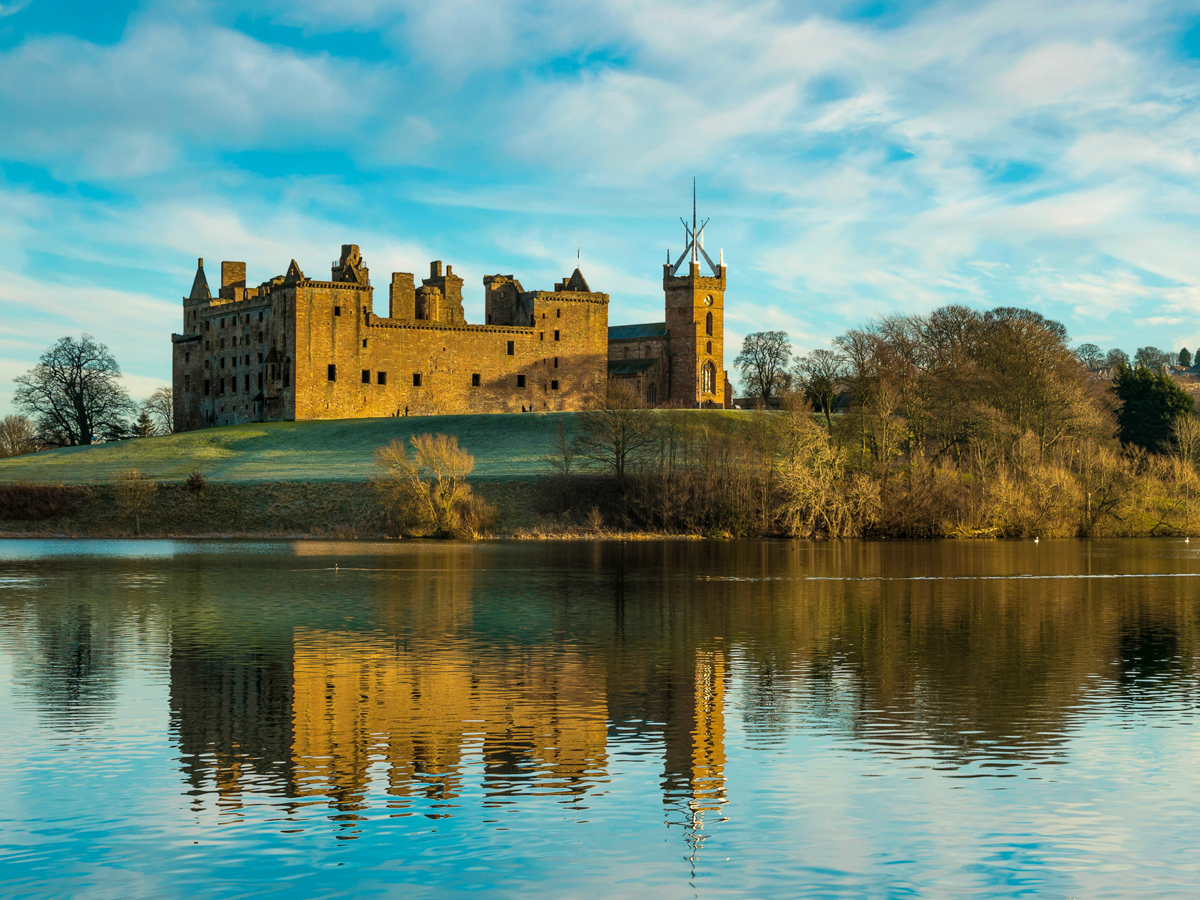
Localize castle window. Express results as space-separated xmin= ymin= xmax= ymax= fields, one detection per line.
xmin=362 ymin=369 xmax=371 ymax=384
xmin=220 ymin=357 xmax=225 ymax=369
xmin=258 ymin=353 xmax=263 ymax=363
xmin=328 ymin=364 xmax=337 ymax=381
xmin=258 ymin=311 xmax=263 ymax=322
xmin=284 ymin=361 xmax=290 ymax=387
xmin=203 ymin=379 xmax=210 ymax=396
xmin=647 ymin=384 xmax=657 ymax=403
xmin=706 ymin=311 xmax=713 ymax=336
xmin=220 ymin=378 xmax=225 ymax=395
xmin=206 ymin=321 xmax=211 ymax=332
xmin=413 ymin=373 xmax=422 ymax=387
xmin=377 ymin=372 xmax=387 ymax=385
xmin=556 ymin=309 xmax=561 ymax=318
xmin=540 ymin=332 xmax=544 ymax=341
xmin=185 ymin=352 xmax=190 ymax=363
xmin=706 ymin=341 xmax=712 ymax=354
xmin=487 ymin=314 xmax=492 ymax=324
xmin=507 ymin=341 xmax=514 ymax=356
xmin=472 ymin=373 xmax=481 ymax=387
xmin=220 ymin=318 xmax=225 ymax=328
xmin=551 ymin=380 xmax=559 ymax=391
xmin=220 ymin=338 xmax=225 ymax=349
xmin=554 ymin=330 xmax=560 ymax=341
xmin=623 ymin=348 xmax=629 ymax=359
xmin=517 ymin=374 xmax=526 ymax=388
xmin=184 ymin=375 xmax=191 ymax=391
xmin=334 ymin=306 xmax=342 ymax=317
xmin=554 ymin=357 xmax=558 ymax=368
xmin=362 ymin=339 xmax=368 ymax=348
xmin=702 ymin=360 xmax=716 ymax=394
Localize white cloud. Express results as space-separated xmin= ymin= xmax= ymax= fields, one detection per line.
xmin=3 ymin=0 xmax=1200 ymax=405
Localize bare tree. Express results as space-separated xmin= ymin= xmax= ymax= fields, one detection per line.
xmin=374 ymin=433 xmax=493 ymax=538
xmin=573 ymin=378 xmax=658 ymax=487
xmin=1135 ymin=346 xmax=1172 ymax=370
xmin=13 ymin=335 xmax=135 ymax=446
xmin=734 ymin=331 xmax=792 ymax=403
xmin=0 ymin=415 xmax=38 ymax=458
xmin=115 ymin=469 xmax=157 ymax=536
xmin=794 ymin=349 xmax=847 ymax=428
xmin=143 ymin=386 xmax=173 ymax=434
xmin=1105 ymin=348 xmax=1130 ymax=369
xmin=1075 ymin=343 xmax=1104 ymax=368
xmin=543 ymin=417 xmax=577 ymax=475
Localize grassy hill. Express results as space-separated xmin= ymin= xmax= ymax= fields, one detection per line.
xmin=0 ymin=414 xmax=569 ymax=484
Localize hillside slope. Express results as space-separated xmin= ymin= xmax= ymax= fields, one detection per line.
xmin=0 ymin=414 xmax=568 ymax=484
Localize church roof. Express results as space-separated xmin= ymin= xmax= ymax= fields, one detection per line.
xmin=608 ymin=322 xmax=668 ymax=341
xmin=608 ymin=358 xmax=660 ymax=376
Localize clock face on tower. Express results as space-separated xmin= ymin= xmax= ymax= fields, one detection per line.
xmin=703 ymin=295 xmax=713 ymax=306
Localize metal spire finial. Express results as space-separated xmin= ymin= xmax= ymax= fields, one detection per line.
xmin=670 ymin=178 xmax=721 ymax=277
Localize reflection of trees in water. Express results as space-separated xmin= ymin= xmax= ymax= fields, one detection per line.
xmin=26 ymin=603 xmax=118 ymax=728
xmin=3 ymin=562 xmax=171 ymax=731
xmin=55 ymin=539 xmax=1200 ymax=839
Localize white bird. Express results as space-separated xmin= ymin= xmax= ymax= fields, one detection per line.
xmin=1034 ymin=536 xmax=1039 ymax=543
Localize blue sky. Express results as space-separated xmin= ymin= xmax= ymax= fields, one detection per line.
xmin=3 ymin=0 xmax=1200 ymax=409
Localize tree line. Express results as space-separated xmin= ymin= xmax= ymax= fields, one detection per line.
xmin=2 ymin=334 xmax=173 ymax=459
xmin=538 ymin=306 xmax=1200 ymax=539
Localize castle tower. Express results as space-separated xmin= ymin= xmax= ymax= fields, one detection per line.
xmin=663 ymin=183 xmax=726 ymax=407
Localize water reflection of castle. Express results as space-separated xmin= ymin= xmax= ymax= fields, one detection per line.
xmin=170 ymin=630 xmax=730 ymax=833
xmin=164 ymin=539 xmax=1200 ymax=837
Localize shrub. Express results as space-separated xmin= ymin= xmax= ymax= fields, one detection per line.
xmin=185 ymin=471 xmax=206 ymax=492
xmin=0 ymin=483 xmax=71 ymax=521
xmin=374 ymin=434 xmax=494 ymax=538
xmin=115 ymin=469 xmax=157 ymax=535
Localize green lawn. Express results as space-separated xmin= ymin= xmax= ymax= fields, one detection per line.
xmin=0 ymin=414 xmax=570 ymax=484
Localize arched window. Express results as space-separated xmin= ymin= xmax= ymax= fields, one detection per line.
xmin=705 ymin=311 xmax=713 ymax=336
xmin=647 ymin=384 xmax=657 ymax=404
xmin=705 ymin=341 xmax=712 ymax=355
xmin=702 ymin=361 xmax=716 ymax=394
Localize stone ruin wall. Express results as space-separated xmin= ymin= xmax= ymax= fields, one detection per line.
xmin=294 ymin=284 xmax=608 ymax=418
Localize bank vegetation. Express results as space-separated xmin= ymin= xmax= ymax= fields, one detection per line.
xmin=547 ymin=305 xmax=1200 ymax=539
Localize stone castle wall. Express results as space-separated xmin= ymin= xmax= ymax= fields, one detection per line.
xmin=172 ymin=239 xmax=727 ymax=432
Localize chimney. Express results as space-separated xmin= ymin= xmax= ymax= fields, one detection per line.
xmin=221 ymin=261 xmax=246 ymax=290
xmin=389 ymin=273 xmax=415 ymax=319
xmin=430 ymin=260 xmax=442 ymax=279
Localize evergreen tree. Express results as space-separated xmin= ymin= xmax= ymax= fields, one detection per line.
xmin=1179 ymin=347 xmax=1193 ymax=367
xmin=133 ymin=410 xmax=156 ymax=439
xmin=1112 ymin=363 xmax=1195 ymax=452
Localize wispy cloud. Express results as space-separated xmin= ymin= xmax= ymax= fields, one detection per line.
xmin=2 ymin=0 xmax=1200 ymax=409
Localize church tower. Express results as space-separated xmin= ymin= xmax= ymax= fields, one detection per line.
xmin=664 ymin=183 xmax=727 ymax=407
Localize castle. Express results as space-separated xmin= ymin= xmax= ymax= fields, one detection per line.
xmin=171 ymin=211 xmax=730 ymax=431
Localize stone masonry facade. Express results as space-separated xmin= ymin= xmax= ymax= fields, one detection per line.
xmin=172 ymin=238 xmax=730 ymax=431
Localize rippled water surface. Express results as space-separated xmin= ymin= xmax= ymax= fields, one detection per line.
xmin=2 ymin=539 xmax=1200 ymax=898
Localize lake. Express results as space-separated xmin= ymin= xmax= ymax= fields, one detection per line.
xmin=1 ymin=538 xmax=1198 ymax=898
